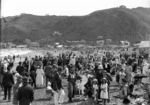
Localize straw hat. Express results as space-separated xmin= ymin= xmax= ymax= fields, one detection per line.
xmin=93 ymin=79 xmax=98 ymax=83
xmin=17 ymin=75 xmax=22 ymax=82
xmin=47 ymin=82 xmax=51 ymax=86
xmin=15 ymin=73 xmax=20 ymax=77
xmin=98 ymin=65 xmax=103 ymax=69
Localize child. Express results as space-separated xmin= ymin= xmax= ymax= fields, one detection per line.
xmin=92 ymin=79 xmax=98 ymax=101
xmin=100 ymin=78 xmax=109 ymax=105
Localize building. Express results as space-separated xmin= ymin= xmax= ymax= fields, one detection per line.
xmin=119 ymin=41 xmax=130 ymax=47
xmin=30 ymin=42 xmax=40 ymax=48
xmin=24 ymin=39 xmax=31 ymax=44
xmin=137 ymin=41 xmax=150 ymax=54
xmin=0 ymin=42 xmax=7 ymax=48
xmin=7 ymin=42 xmax=16 ymax=48
xmin=16 ymin=45 xmax=27 ymax=48
xmin=97 ymin=40 xmax=105 ymax=46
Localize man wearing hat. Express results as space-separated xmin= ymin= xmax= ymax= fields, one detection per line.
xmin=95 ymin=64 xmax=104 ymax=101
xmin=16 ymin=62 xmax=25 ymax=76
xmin=17 ymin=76 xmax=34 ymax=105
xmin=44 ymin=62 xmax=52 ymax=87
xmin=51 ymin=65 xmax=63 ymax=105
xmin=13 ymin=75 xmax=22 ymax=105
xmin=67 ymin=68 xmax=77 ymax=102
xmin=2 ymin=66 xmax=14 ymax=101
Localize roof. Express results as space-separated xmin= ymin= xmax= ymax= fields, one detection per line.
xmin=31 ymin=42 xmax=39 ymax=44
xmin=16 ymin=45 xmax=27 ymax=47
xmin=139 ymin=41 xmax=150 ymax=48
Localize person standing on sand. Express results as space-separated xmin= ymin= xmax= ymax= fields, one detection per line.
xmin=16 ymin=62 xmax=25 ymax=76
xmin=51 ymin=65 xmax=63 ymax=105
xmin=0 ymin=62 xmax=4 ymax=90
xmin=44 ymin=62 xmax=52 ymax=87
xmin=12 ymin=75 xmax=22 ymax=105
xmin=17 ymin=76 xmax=34 ymax=105
xmin=2 ymin=66 xmax=14 ymax=101
xmin=30 ymin=64 xmax=36 ymax=88
xmin=36 ymin=66 xmax=44 ymax=88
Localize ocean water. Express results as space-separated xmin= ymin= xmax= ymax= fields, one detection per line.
xmin=0 ymin=48 xmax=32 ymax=57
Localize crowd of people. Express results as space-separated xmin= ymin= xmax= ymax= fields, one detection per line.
xmin=0 ymin=49 xmax=150 ymax=105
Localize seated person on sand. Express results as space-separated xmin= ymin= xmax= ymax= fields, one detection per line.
xmin=132 ymin=78 xmax=145 ymax=98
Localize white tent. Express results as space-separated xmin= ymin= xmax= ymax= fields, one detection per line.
xmin=139 ymin=41 xmax=150 ymax=48
xmin=57 ymin=45 xmax=63 ymax=48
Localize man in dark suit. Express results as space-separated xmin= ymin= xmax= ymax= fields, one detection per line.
xmin=16 ymin=62 xmax=25 ymax=76
xmin=51 ymin=65 xmax=63 ymax=105
xmin=67 ymin=69 xmax=78 ymax=102
xmin=17 ymin=76 xmax=34 ymax=105
xmin=2 ymin=66 xmax=14 ymax=101
xmin=44 ymin=62 xmax=52 ymax=87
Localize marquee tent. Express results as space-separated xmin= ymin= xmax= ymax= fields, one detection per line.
xmin=139 ymin=41 xmax=150 ymax=48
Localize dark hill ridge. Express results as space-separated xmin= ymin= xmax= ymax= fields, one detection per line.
xmin=1 ymin=14 xmax=67 ymax=41
xmin=1 ymin=7 xmax=150 ymax=44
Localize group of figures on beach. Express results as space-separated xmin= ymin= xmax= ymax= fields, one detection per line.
xmin=0 ymin=50 xmax=150 ymax=105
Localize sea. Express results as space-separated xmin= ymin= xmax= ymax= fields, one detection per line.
xmin=0 ymin=48 xmax=32 ymax=58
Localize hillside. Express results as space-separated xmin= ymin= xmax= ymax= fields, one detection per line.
xmin=1 ymin=14 xmax=67 ymax=41
xmin=1 ymin=7 xmax=150 ymax=44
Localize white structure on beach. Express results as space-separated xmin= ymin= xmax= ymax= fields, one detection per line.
xmin=16 ymin=45 xmax=27 ymax=48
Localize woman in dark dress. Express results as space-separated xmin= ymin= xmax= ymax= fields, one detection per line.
xmin=84 ymin=76 xmax=93 ymax=104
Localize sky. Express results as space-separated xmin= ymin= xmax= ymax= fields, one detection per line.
xmin=1 ymin=0 xmax=150 ymax=17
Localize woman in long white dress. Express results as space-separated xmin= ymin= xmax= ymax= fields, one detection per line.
xmin=36 ymin=66 xmax=44 ymax=87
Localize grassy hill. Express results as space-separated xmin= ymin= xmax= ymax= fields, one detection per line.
xmin=1 ymin=7 xmax=150 ymax=44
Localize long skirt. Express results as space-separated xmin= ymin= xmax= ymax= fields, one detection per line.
xmin=36 ymin=74 xmax=44 ymax=87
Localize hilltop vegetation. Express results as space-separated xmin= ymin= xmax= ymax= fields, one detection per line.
xmin=1 ymin=7 xmax=150 ymax=45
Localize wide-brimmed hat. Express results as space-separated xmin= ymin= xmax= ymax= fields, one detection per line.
xmin=15 ymin=72 xmax=20 ymax=77
xmin=101 ymin=77 xmax=107 ymax=81
xmin=47 ymin=82 xmax=51 ymax=86
xmin=98 ymin=65 xmax=103 ymax=69
xmin=17 ymin=75 xmax=22 ymax=82
xmin=93 ymin=79 xmax=98 ymax=83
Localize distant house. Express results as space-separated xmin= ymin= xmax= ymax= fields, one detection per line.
xmin=57 ymin=45 xmax=63 ymax=48
xmin=119 ymin=5 xmax=126 ymax=8
xmin=105 ymin=39 xmax=112 ymax=45
xmin=119 ymin=41 xmax=130 ymax=47
xmin=30 ymin=42 xmax=40 ymax=48
xmin=97 ymin=36 xmax=103 ymax=40
xmin=97 ymin=40 xmax=104 ymax=46
xmin=24 ymin=39 xmax=31 ymax=44
xmin=137 ymin=41 xmax=150 ymax=54
xmin=7 ymin=42 xmax=16 ymax=48
xmin=16 ymin=45 xmax=27 ymax=48
xmin=0 ymin=42 xmax=7 ymax=48
xmin=138 ymin=41 xmax=150 ymax=48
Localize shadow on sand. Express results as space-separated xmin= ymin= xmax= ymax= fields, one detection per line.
xmin=34 ymin=97 xmax=52 ymax=102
